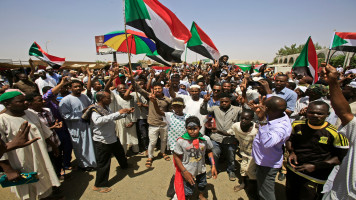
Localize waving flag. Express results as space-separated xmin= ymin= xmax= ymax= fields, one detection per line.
xmin=293 ymin=36 xmax=318 ymax=83
xmin=330 ymin=32 xmax=356 ymax=52
xmin=187 ymin=22 xmax=220 ymax=60
xmin=29 ymin=42 xmax=65 ymax=66
xmin=147 ymin=50 xmax=171 ymax=66
xmin=125 ymin=0 xmax=191 ymax=63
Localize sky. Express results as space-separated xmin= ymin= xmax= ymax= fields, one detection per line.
xmin=1 ymin=0 xmax=356 ymax=64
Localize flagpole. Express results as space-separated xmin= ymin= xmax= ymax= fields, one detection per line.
xmin=123 ymin=0 xmax=142 ymax=111
xmin=326 ymin=31 xmax=336 ymax=64
xmin=326 ymin=49 xmax=331 ymax=64
xmin=184 ymin=45 xmax=187 ymax=63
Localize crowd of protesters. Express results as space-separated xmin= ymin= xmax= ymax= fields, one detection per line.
xmin=0 ymin=55 xmax=355 ymax=200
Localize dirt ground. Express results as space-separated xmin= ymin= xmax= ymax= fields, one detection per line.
xmin=0 ymin=151 xmax=286 ymax=200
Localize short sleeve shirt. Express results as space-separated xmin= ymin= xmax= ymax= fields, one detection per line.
xmin=174 ymin=135 xmax=213 ymax=177
xmin=289 ymin=120 xmax=349 ymax=180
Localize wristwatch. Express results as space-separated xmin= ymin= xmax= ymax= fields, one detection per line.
xmin=258 ymin=119 xmax=268 ymax=125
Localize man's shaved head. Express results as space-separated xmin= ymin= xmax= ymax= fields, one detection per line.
xmin=265 ymin=96 xmax=287 ymax=114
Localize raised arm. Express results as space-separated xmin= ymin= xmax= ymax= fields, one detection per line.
xmin=146 ymin=68 xmax=155 ymax=91
xmin=28 ymin=58 xmax=36 ymax=80
xmin=104 ymin=71 xmax=117 ymax=93
xmin=51 ymin=76 xmax=69 ymax=95
xmin=200 ymin=91 xmax=214 ymax=115
xmin=149 ymin=92 xmax=165 ymax=116
xmin=86 ymin=66 xmax=93 ymax=94
xmin=324 ymin=64 xmax=354 ymax=126
xmin=123 ymin=84 xmax=133 ymax=100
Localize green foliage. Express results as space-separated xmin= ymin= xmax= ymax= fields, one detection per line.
xmin=318 ymin=58 xmax=324 ymax=67
xmin=275 ymin=42 xmax=325 ymax=56
xmin=273 ymin=42 xmax=326 ymax=64
xmin=329 ymin=55 xmax=345 ymax=66
xmin=350 ymin=56 xmax=356 ymax=66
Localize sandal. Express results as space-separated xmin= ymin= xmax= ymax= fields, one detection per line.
xmin=145 ymin=159 xmax=153 ymax=168
xmin=158 ymin=153 xmax=171 ymax=161
xmin=93 ymin=186 xmax=112 ymax=193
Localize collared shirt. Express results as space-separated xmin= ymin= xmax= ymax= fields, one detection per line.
xmin=272 ymin=87 xmax=297 ymax=111
xmin=162 ymin=87 xmax=188 ymax=98
xmin=200 ymin=102 xmax=241 ymax=143
xmin=252 ymin=113 xmax=292 ymax=168
xmin=91 ymin=105 xmax=127 ymax=144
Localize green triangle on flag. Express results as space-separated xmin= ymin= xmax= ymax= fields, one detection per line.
xmin=29 ymin=42 xmax=44 ymax=57
xmin=332 ymin=34 xmax=348 ymax=48
xmin=125 ymin=0 xmax=150 ymax=23
xmin=292 ymin=36 xmax=318 ymax=83
xmin=293 ymin=38 xmax=309 ymax=68
xmin=187 ymin=22 xmax=203 ymax=47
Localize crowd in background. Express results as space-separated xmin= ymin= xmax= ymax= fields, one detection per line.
xmin=0 ymin=55 xmax=355 ymax=200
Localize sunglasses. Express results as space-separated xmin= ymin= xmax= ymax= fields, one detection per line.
xmin=213 ymin=89 xmax=221 ymax=92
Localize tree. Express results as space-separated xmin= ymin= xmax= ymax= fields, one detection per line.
xmin=329 ymin=55 xmax=345 ymax=67
xmin=273 ymin=42 xmax=326 ymax=63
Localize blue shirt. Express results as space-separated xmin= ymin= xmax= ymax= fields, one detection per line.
xmin=272 ymin=87 xmax=297 ymax=111
xmin=252 ymin=113 xmax=292 ymax=168
xmin=48 ymin=73 xmax=62 ymax=84
xmin=163 ymin=87 xmax=188 ymax=98
xmin=207 ymin=97 xmax=220 ymax=108
xmin=200 ymin=91 xmax=207 ymax=98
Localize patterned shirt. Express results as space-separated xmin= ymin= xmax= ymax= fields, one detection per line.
xmin=165 ymin=112 xmax=191 ymax=150
xmin=28 ymin=108 xmax=61 ymax=152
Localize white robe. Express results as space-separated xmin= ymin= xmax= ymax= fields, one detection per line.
xmin=110 ymin=91 xmax=138 ymax=153
xmin=59 ymin=94 xmax=96 ymax=168
xmin=178 ymin=95 xmax=207 ymax=134
xmin=0 ymin=110 xmax=60 ymax=200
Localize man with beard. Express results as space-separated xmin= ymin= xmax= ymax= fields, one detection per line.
xmin=59 ymin=80 xmax=97 ymax=171
xmin=130 ymin=75 xmax=172 ymax=168
xmin=222 ymin=81 xmax=240 ymax=106
xmin=107 ymin=83 xmax=138 ymax=155
xmin=46 ymin=66 xmax=61 ymax=84
xmin=82 ymin=91 xmax=133 ymax=193
xmin=163 ymin=74 xmax=188 ymax=98
xmin=170 ymin=85 xmax=207 ymax=134
xmin=13 ymin=73 xmax=39 ymax=95
xmin=35 ymin=69 xmax=57 ymax=95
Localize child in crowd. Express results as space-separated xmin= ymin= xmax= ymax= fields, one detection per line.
xmin=150 ymin=96 xmax=191 ymax=152
xmin=173 ymin=116 xmax=217 ymax=200
xmin=228 ymin=109 xmax=258 ymax=192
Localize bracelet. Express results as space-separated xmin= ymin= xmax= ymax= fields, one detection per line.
xmin=182 ymin=169 xmax=187 ymax=173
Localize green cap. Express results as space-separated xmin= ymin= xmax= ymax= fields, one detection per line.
xmin=0 ymin=91 xmax=23 ymax=102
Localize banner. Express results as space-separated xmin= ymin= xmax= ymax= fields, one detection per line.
xmin=95 ymin=35 xmax=115 ymax=55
